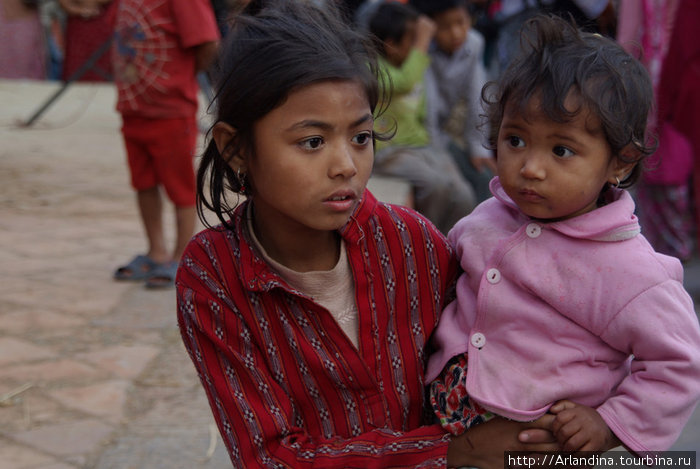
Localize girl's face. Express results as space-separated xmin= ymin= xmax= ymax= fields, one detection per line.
xmin=246 ymin=80 xmax=374 ymax=237
xmin=496 ymin=94 xmax=624 ymax=222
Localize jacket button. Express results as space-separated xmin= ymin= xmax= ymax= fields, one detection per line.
xmin=471 ymin=332 xmax=486 ymax=348
xmin=526 ymin=223 xmax=542 ymax=238
xmin=486 ymin=268 xmax=501 ymax=284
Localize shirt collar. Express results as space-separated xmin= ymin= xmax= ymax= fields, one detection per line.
xmin=235 ymin=189 xmax=377 ymax=292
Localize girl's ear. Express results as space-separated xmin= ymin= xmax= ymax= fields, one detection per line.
xmin=212 ymin=122 xmax=246 ymax=169
xmin=609 ymin=144 xmax=640 ymax=185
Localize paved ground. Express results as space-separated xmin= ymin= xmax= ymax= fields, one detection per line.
xmin=0 ymin=79 xmax=698 ymax=469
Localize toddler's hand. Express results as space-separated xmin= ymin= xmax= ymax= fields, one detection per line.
xmin=549 ymin=400 xmax=620 ymax=452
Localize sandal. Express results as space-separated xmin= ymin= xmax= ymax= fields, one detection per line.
xmin=114 ymin=255 xmax=159 ymax=281
xmin=145 ymin=260 xmax=179 ymax=289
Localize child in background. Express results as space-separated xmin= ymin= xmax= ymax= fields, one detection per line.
xmin=368 ymin=1 xmax=476 ymax=234
xmin=0 ymin=0 xmax=46 ymax=79
xmin=176 ymin=2 xmax=561 ymax=467
xmin=426 ymin=15 xmax=700 ymax=453
xmin=413 ymin=0 xmax=497 ymax=203
xmin=111 ymin=0 xmax=219 ymax=288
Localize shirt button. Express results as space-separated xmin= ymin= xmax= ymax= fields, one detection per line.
xmin=486 ymin=268 xmax=501 ymax=284
xmin=526 ymin=223 xmax=542 ymax=238
xmin=471 ymin=332 xmax=486 ymax=348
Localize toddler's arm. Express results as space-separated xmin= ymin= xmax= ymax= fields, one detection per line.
xmin=550 ymin=400 xmax=621 ymax=452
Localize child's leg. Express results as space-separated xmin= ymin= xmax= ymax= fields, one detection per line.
xmin=148 ymin=116 xmax=197 ymax=261
xmin=429 ymin=353 xmax=493 ymax=436
xmin=173 ymin=204 xmax=196 ymax=261
xmin=143 ymin=202 xmax=193 ymax=289
xmin=115 ymin=118 xmax=170 ymax=280
xmin=136 ymin=186 xmax=169 ymax=264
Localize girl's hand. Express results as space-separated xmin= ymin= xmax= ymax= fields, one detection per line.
xmin=447 ymin=414 xmax=560 ymax=469
xmin=549 ymin=400 xmax=621 ymax=452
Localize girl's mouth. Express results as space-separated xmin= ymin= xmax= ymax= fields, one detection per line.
xmin=324 ymin=191 xmax=357 ymax=211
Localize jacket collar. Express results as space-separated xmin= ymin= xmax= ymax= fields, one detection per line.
xmin=490 ymin=177 xmax=641 ymax=242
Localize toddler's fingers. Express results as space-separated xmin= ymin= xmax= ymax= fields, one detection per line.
xmin=529 ymin=413 xmax=556 ymax=430
xmin=549 ymin=399 xmax=577 ymax=414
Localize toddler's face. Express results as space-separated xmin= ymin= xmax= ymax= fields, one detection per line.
xmin=496 ymin=94 xmax=618 ymax=222
xmin=433 ymin=7 xmax=471 ymax=56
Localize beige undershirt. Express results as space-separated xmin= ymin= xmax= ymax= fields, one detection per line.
xmin=247 ymin=212 xmax=359 ymax=348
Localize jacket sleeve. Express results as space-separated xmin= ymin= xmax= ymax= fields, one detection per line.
xmin=176 ymin=238 xmax=450 ymax=469
xmin=597 ymin=279 xmax=700 ymax=452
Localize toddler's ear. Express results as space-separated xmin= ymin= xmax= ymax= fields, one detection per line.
xmin=611 ymin=144 xmax=641 ymax=182
xmin=212 ymin=122 xmax=246 ymax=168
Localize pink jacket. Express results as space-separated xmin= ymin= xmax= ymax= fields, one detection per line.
xmin=426 ymin=178 xmax=700 ymax=452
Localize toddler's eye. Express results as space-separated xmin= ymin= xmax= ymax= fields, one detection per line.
xmin=553 ymin=145 xmax=574 ymax=158
xmin=300 ymin=137 xmax=324 ymax=150
xmin=352 ymin=131 xmax=372 ymax=146
xmin=507 ymin=136 xmax=525 ymax=148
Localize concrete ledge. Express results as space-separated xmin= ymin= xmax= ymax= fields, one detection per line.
xmin=366 ymin=175 xmax=413 ymax=208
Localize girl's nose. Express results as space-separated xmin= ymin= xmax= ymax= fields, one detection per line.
xmin=520 ymin=153 xmax=546 ymax=180
xmin=330 ymin=142 xmax=358 ymax=178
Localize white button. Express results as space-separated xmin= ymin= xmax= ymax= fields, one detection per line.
xmin=526 ymin=223 xmax=542 ymax=238
xmin=486 ymin=268 xmax=501 ymax=284
xmin=471 ymin=332 xmax=486 ymax=348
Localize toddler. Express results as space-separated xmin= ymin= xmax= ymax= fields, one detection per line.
xmin=426 ymin=14 xmax=700 ymax=454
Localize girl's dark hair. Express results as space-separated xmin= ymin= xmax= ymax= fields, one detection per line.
xmin=198 ymin=0 xmax=385 ymax=231
xmin=482 ymin=14 xmax=656 ymax=188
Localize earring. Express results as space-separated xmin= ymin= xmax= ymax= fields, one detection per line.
xmin=236 ymin=168 xmax=247 ymax=195
xmin=614 ymin=176 xmax=621 ymax=189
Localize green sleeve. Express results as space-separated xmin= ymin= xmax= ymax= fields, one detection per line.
xmin=382 ymin=49 xmax=430 ymax=96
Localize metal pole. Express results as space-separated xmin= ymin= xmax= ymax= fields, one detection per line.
xmin=22 ymin=35 xmax=114 ymax=127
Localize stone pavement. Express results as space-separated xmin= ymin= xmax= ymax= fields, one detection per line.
xmin=0 ymin=79 xmax=698 ymax=469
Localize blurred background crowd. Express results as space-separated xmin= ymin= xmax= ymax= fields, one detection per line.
xmin=1 ymin=0 xmax=698 ymax=260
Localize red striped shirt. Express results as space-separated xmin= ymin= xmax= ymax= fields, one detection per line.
xmin=177 ymin=190 xmax=458 ymax=468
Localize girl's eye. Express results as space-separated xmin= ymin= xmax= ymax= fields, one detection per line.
xmin=352 ymin=131 xmax=372 ymax=146
xmin=300 ymin=137 xmax=324 ymax=150
xmin=507 ymin=135 xmax=525 ymax=148
xmin=553 ymin=145 xmax=574 ymax=158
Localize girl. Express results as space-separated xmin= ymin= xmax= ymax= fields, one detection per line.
xmin=176 ymin=1 xmax=558 ymax=467
xmin=426 ymin=14 xmax=700 ymax=454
